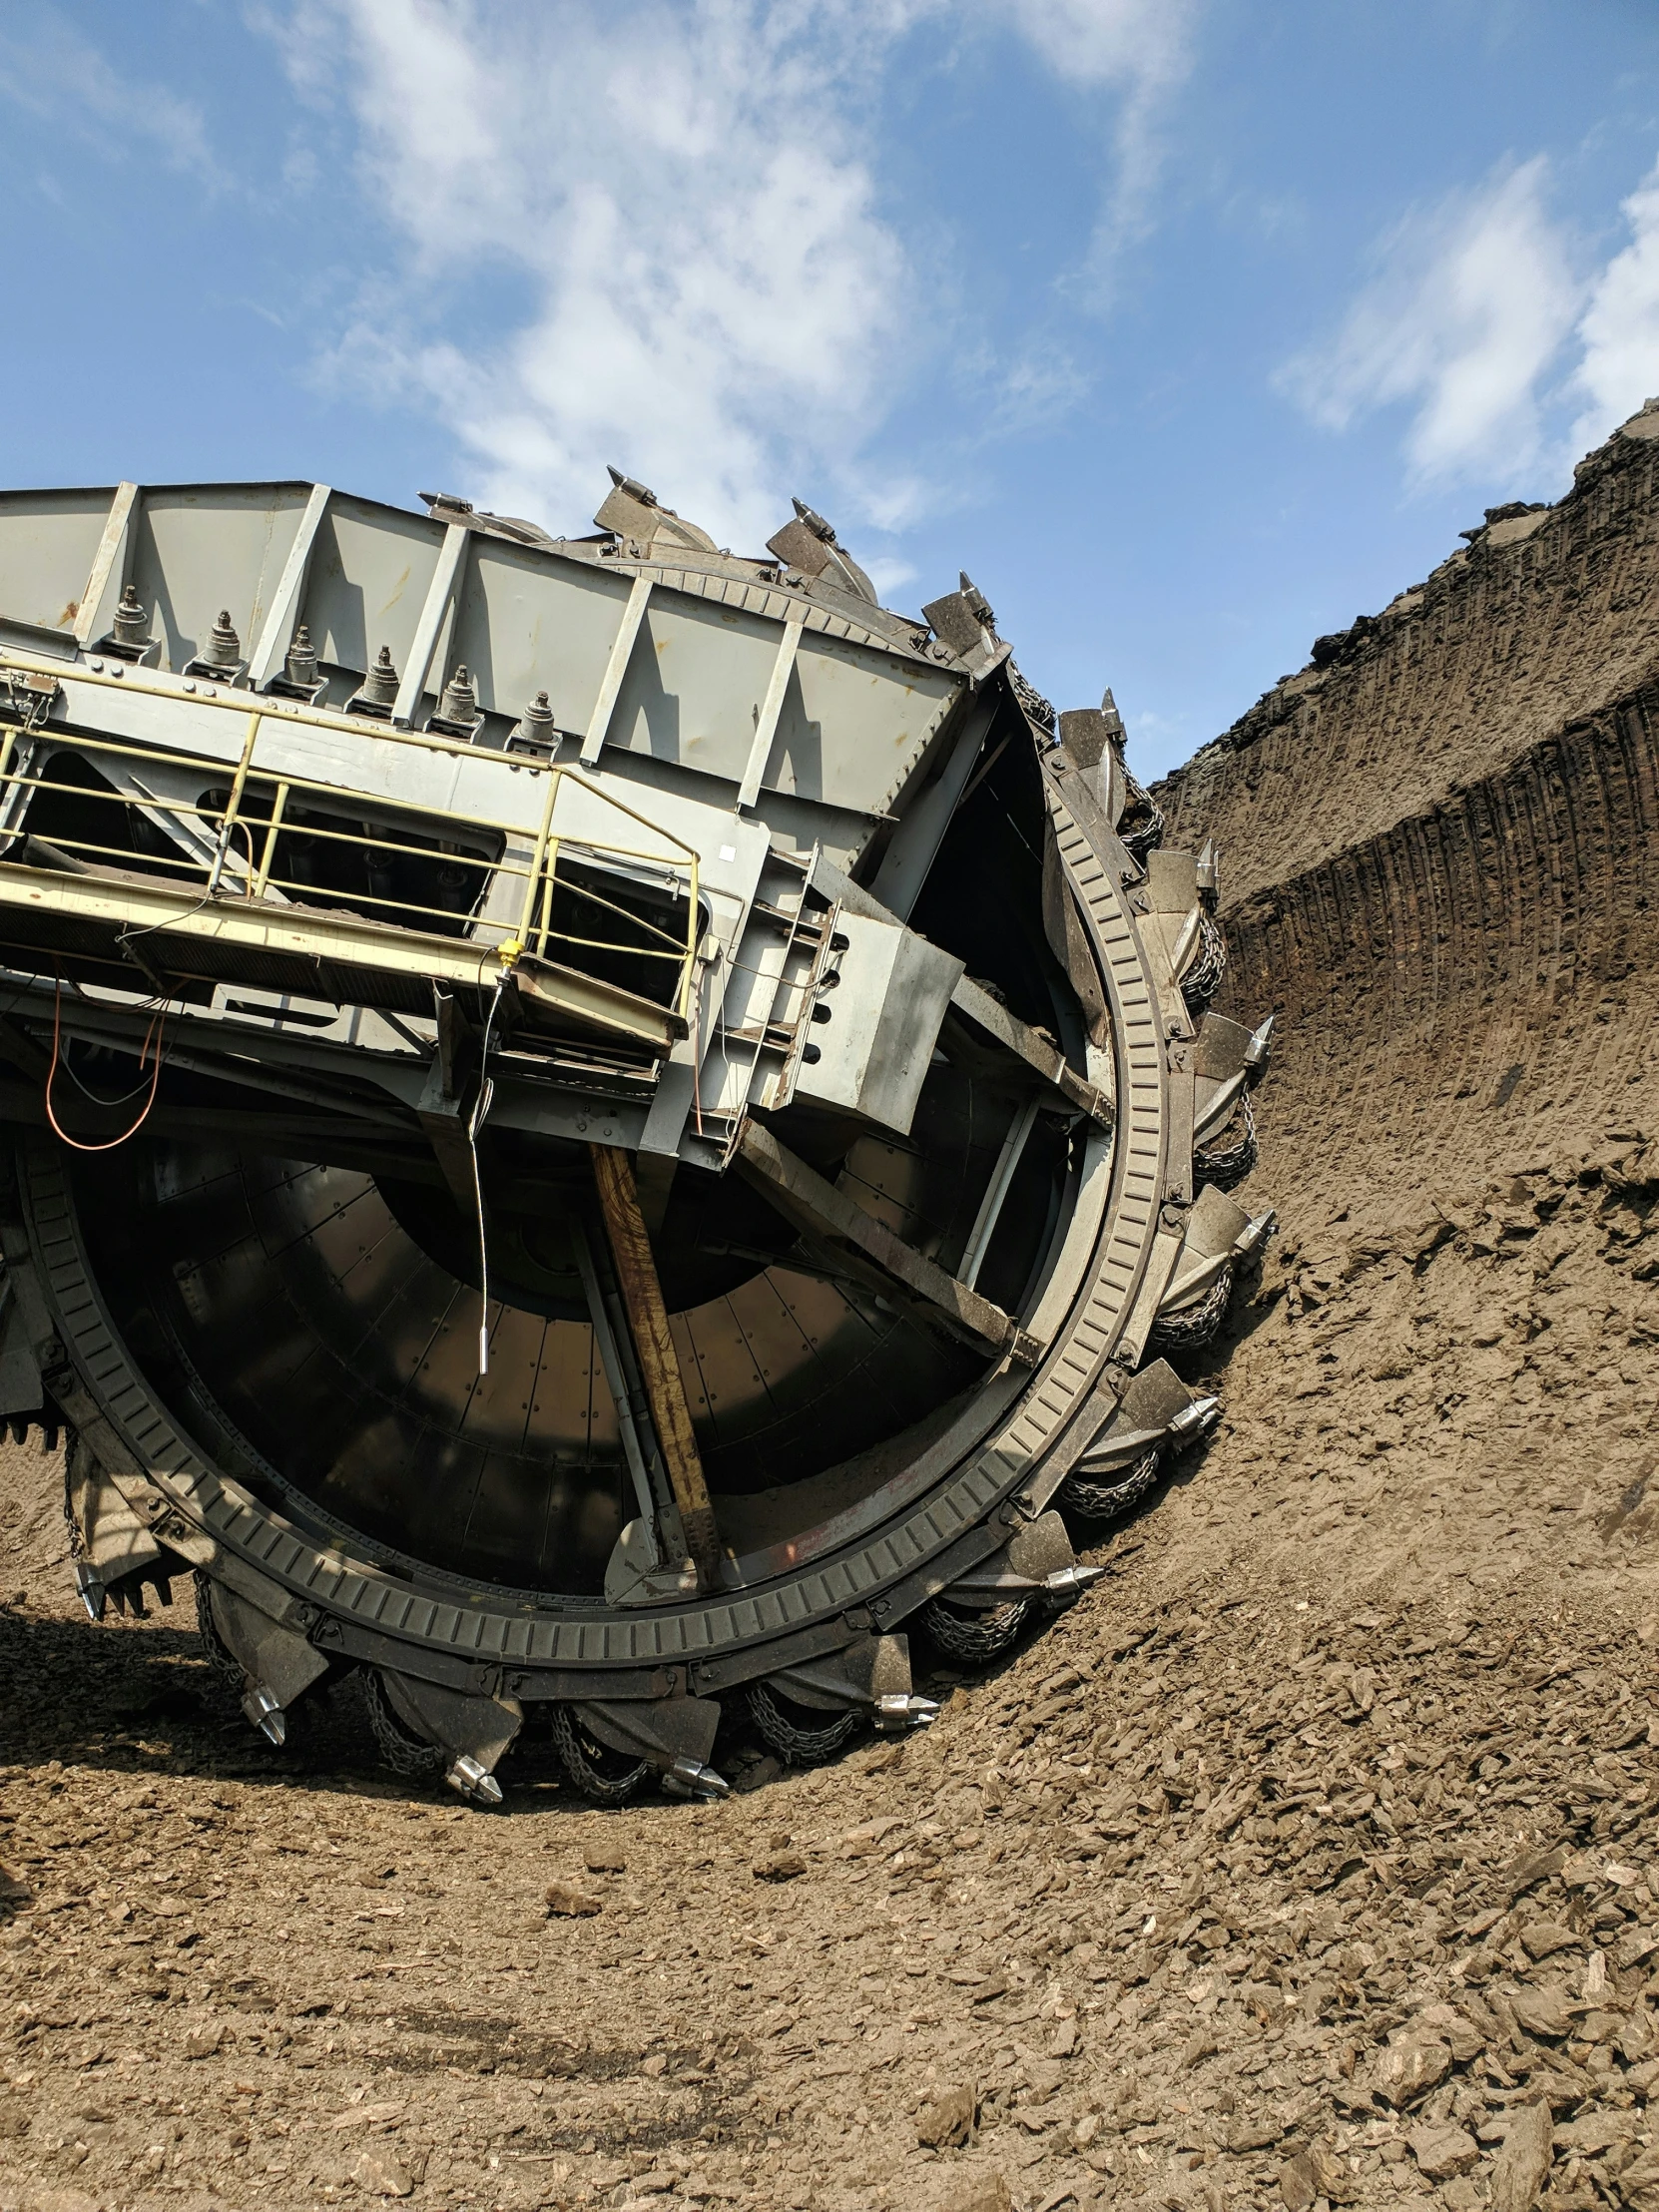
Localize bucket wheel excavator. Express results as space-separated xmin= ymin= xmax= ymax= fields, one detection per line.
xmin=0 ymin=470 xmax=1270 ymax=1801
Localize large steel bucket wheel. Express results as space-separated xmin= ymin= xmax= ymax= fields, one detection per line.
xmin=15 ymin=660 xmax=1268 ymax=1802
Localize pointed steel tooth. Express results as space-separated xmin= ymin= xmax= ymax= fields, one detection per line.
xmin=1168 ymin=1393 xmax=1222 ymax=1441
xmin=874 ymin=1691 xmax=939 ymax=1734
xmin=72 ymin=1560 xmax=105 ymax=1622
xmin=241 ymin=1684 xmax=286 ymax=1746
xmin=1043 ymin=1563 xmax=1106 ymax=1598
xmin=1236 ymin=1209 xmax=1275 ymax=1257
xmin=445 ymin=1754 xmax=504 ymax=1806
xmin=660 ymin=1757 xmax=729 ymax=1801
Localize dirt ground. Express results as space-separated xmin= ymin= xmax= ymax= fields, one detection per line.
xmin=5 ymin=414 xmax=1659 ymax=2212
xmin=2 ymin=1113 xmax=1657 ymax=2212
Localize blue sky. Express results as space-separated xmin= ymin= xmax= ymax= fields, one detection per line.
xmin=4 ymin=1 xmax=1659 ymax=777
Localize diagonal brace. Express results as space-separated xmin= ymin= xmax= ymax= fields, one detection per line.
xmin=946 ymin=975 xmax=1112 ymax=1126
xmin=734 ymin=1122 xmax=1042 ymax=1365
xmin=590 ymin=1142 xmax=723 ymax=1588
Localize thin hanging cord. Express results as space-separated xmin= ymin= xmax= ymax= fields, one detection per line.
xmin=45 ymin=980 xmax=166 ymax=1152
xmin=117 ymin=823 xmax=252 ymax=950
xmin=53 ymin=990 xmax=176 ymax=1106
xmin=56 ymin=1038 xmax=165 ymax=1107
xmin=466 ymin=975 xmax=509 ymax=1378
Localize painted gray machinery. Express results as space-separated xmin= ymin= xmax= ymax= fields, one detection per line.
xmin=0 ymin=469 xmax=1270 ymax=1802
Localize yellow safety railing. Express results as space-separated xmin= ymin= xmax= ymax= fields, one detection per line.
xmin=0 ymin=704 xmax=701 ymax=1021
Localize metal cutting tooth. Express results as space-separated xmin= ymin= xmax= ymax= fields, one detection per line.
xmin=242 ymin=1685 xmax=286 ymax=1747
xmin=445 ymin=1755 xmax=504 ymax=1808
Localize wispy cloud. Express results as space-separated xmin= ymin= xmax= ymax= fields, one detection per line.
xmin=0 ymin=8 xmax=218 ymax=184
xmin=279 ymin=0 xmax=920 ymax=553
xmin=994 ymin=0 xmax=1199 ymax=223
xmin=270 ymin=0 xmax=1202 ymax=555
xmin=1570 ymin=156 xmax=1659 ymax=454
xmin=993 ymin=347 xmax=1091 ymax=432
xmin=1278 ymin=158 xmax=1582 ymax=486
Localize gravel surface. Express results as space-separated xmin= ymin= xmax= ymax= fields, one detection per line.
xmin=6 ymin=409 xmax=1659 ymax=2212
xmin=2 ymin=1129 xmax=1657 ymax=2212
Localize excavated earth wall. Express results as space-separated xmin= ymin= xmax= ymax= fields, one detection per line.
xmin=2 ymin=412 xmax=1659 ymax=2212
xmin=1156 ymin=398 xmax=1659 ymax=1224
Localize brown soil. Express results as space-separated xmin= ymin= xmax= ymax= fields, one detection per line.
xmin=4 ymin=409 xmax=1659 ymax=2212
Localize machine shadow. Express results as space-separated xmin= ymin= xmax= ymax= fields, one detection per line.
xmin=0 ymin=1601 xmax=593 ymax=1816
xmin=0 ymin=1372 xmax=1232 ymax=1821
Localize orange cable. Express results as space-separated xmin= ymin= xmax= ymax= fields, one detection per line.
xmin=44 ymin=980 xmax=166 ymax=1152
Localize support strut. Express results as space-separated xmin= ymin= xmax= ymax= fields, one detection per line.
xmin=589 ymin=1142 xmax=723 ymax=1588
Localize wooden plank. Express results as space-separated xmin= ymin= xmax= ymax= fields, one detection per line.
xmin=589 ymin=1141 xmax=722 ymax=1587
xmin=733 ymin=1122 xmax=1041 ymax=1364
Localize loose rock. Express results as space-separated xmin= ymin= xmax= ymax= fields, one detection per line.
xmin=1489 ymin=2100 xmax=1552 ymax=2212
xmin=752 ymin=1851 xmax=808 ymax=1882
xmin=355 ymin=2149 xmax=415 ymax=2198
xmin=916 ymin=2082 xmax=976 ymax=2148
xmin=1368 ymin=2032 xmax=1452 ymax=2107
xmin=1408 ymin=2121 xmax=1479 ymax=2180
xmin=545 ymin=1876 xmax=604 ymax=1917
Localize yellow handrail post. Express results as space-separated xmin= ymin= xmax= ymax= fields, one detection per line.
xmin=536 ymin=836 xmax=560 ymax=957
xmin=253 ymin=782 xmax=289 ymax=901
xmin=515 ymin=768 xmax=562 ymax=946
xmin=681 ymin=855 xmax=700 ymax=1022
xmin=206 ymin=711 xmax=262 ymax=894
xmin=0 ymin=727 xmax=17 ymax=857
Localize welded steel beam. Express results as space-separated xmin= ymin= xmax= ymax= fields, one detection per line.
xmin=0 ymin=860 xmax=684 ymax=1049
xmin=943 ymin=980 xmax=1111 ymax=1125
xmin=734 ymin=1121 xmax=1042 ymax=1364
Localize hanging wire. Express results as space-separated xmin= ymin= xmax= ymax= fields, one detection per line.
xmin=55 ymin=1036 xmax=167 ymax=1108
xmin=50 ymin=982 xmax=178 ymax=1108
xmin=45 ymin=978 xmax=167 ymax=1152
xmin=117 ymin=820 xmax=255 ymax=953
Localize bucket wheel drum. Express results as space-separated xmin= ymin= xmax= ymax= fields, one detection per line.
xmin=0 ymin=525 xmax=1269 ymax=1805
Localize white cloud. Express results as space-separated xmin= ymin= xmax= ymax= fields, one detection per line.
xmin=993 ymin=0 xmax=1201 ymax=251
xmin=862 ymin=554 xmax=919 ymax=602
xmin=1279 ymin=158 xmax=1582 ymax=485
xmin=274 ymin=0 xmax=1202 ymax=557
xmin=1570 ymin=157 xmax=1659 ymax=453
xmin=993 ymin=347 xmax=1091 ymax=431
xmin=282 ymin=0 xmax=918 ymax=553
xmin=995 ymin=0 xmax=1193 ymax=88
